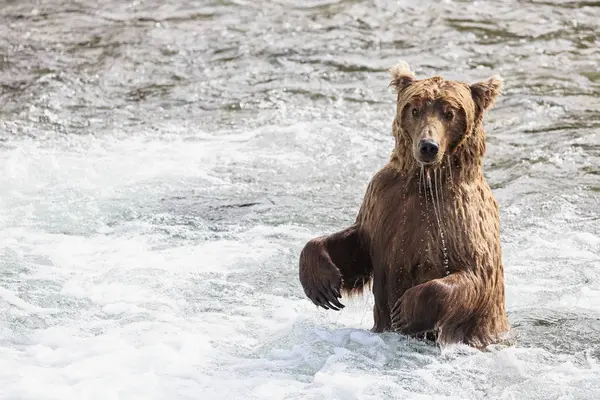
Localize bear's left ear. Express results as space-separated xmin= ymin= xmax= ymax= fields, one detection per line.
xmin=470 ymin=75 xmax=503 ymax=115
xmin=389 ymin=61 xmax=416 ymax=94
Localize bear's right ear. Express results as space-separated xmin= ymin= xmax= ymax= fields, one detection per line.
xmin=389 ymin=61 xmax=416 ymax=93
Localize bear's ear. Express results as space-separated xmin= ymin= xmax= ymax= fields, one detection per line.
xmin=470 ymin=75 xmax=503 ymax=115
xmin=389 ymin=61 xmax=416 ymax=93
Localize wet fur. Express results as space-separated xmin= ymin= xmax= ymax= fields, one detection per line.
xmin=298 ymin=62 xmax=509 ymax=348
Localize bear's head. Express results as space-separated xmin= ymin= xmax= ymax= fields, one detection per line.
xmin=389 ymin=62 xmax=502 ymax=171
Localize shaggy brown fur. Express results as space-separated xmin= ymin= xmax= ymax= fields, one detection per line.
xmin=298 ymin=62 xmax=510 ymax=348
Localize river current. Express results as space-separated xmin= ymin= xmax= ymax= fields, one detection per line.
xmin=1 ymin=1 xmax=599 ymax=399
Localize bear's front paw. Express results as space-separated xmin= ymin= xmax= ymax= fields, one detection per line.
xmin=300 ymin=264 xmax=345 ymax=311
xmin=390 ymin=282 xmax=444 ymax=335
xmin=390 ymin=296 xmax=409 ymax=332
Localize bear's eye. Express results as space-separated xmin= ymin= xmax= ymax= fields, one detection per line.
xmin=443 ymin=111 xmax=454 ymax=121
xmin=411 ymin=108 xmax=419 ymax=117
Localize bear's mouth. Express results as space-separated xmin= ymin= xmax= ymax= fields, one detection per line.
xmin=416 ymin=155 xmax=439 ymax=165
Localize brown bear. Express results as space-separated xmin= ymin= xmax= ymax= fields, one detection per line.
xmin=298 ymin=62 xmax=510 ymax=348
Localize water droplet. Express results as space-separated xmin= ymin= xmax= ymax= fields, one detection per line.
xmin=427 ymin=170 xmax=450 ymax=276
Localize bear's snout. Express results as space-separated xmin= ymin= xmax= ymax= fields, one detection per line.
xmin=418 ymin=138 xmax=439 ymax=163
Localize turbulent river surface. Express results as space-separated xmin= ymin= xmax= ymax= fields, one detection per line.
xmin=1 ymin=0 xmax=599 ymax=399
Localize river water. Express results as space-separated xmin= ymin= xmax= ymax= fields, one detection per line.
xmin=1 ymin=0 xmax=599 ymax=399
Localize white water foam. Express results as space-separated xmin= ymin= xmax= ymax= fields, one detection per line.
xmin=1 ymin=128 xmax=600 ymax=400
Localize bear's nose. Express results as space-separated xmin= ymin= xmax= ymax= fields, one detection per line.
xmin=418 ymin=139 xmax=439 ymax=160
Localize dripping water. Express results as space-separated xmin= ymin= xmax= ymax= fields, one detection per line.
xmin=420 ymin=165 xmax=428 ymax=211
xmin=447 ymin=155 xmax=454 ymax=188
xmin=418 ymin=166 xmax=423 ymax=198
xmin=401 ymin=184 xmax=408 ymax=249
xmin=427 ymin=170 xmax=450 ymax=276
xmin=419 ymin=167 xmax=430 ymax=223
xmin=418 ymin=166 xmax=427 ymax=251
xmin=436 ymin=166 xmax=444 ymax=205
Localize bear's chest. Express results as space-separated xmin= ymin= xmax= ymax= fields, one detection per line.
xmin=362 ymin=182 xmax=463 ymax=281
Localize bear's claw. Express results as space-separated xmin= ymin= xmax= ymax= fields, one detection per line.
xmin=310 ymin=284 xmax=345 ymax=311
